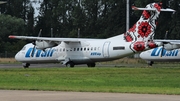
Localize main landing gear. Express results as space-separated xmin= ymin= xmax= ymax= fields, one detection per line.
xmin=87 ymin=63 xmax=96 ymax=67
xmin=66 ymin=61 xmax=75 ymax=67
xmin=22 ymin=63 xmax=30 ymax=68
xmin=65 ymin=62 xmax=96 ymax=67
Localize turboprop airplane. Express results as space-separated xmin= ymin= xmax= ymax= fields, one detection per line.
xmin=9 ymin=2 xmax=175 ymax=68
xmin=140 ymin=30 xmax=180 ymax=66
xmin=140 ymin=44 xmax=180 ymax=66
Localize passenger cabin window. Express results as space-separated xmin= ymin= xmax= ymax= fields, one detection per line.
xmin=113 ymin=46 xmax=125 ymax=50
xmin=94 ymin=47 xmax=96 ymax=51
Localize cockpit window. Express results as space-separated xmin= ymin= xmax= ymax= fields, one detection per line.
xmin=21 ymin=46 xmax=26 ymax=51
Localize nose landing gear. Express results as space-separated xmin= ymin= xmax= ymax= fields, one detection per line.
xmin=22 ymin=63 xmax=30 ymax=68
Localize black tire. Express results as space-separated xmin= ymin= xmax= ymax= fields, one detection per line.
xmin=87 ymin=63 xmax=96 ymax=67
xmin=147 ymin=61 xmax=154 ymax=66
xmin=66 ymin=62 xmax=74 ymax=67
xmin=23 ymin=63 xmax=30 ymax=68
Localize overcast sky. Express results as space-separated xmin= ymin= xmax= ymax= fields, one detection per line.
xmin=31 ymin=0 xmax=41 ymax=17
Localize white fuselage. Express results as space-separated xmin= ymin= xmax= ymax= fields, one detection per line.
xmin=140 ymin=47 xmax=180 ymax=62
xmin=15 ymin=35 xmax=134 ymax=64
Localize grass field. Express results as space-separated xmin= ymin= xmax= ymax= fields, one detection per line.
xmin=0 ymin=67 xmax=180 ymax=95
xmin=0 ymin=58 xmax=18 ymax=64
xmin=0 ymin=57 xmax=144 ymax=64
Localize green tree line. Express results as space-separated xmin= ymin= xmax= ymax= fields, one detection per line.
xmin=0 ymin=0 xmax=179 ymax=57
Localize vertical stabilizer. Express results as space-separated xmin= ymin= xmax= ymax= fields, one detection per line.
xmin=124 ymin=3 xmax=174 ymax=52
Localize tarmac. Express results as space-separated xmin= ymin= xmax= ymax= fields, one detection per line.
xmin=0 ymin=90 xmax=180 ymax=101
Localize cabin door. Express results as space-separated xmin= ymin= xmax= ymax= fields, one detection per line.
xmin=103 ymin=41 xmax=110 ymax=58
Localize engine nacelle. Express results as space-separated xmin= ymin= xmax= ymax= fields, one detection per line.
xmin=164 ymin=43 xmax=180 ymax=50
xmin=35 ymin=40 xmax=56 ymax=50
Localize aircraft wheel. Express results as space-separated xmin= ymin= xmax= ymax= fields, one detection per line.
xmin=87 ymin=63 xmax=96 ymax=67
xmin=147 ymin=61 xmax=154 ymax=66
xmin=23 ymin=63 xmax=30 ymax=68
xmin=66 ymin=62 xmax=74 ymax=68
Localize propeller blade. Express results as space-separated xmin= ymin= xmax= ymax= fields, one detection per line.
xmin=160 ymin=31 xmax=169 ymax=57
xmin=31 ymin=29 xmax=42 ymax=56
xmin=38 ymin=29 xmax=42 ymax=37
xmin=51 ymin=28 xmax=53 ymax=37
xmin=164 ymin=31 xmax=168 ymax=39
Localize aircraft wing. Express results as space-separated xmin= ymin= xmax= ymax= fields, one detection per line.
xmin=9 ymin=35 xmax=102 ymax=43
xmin=154 ymin=40 xmax=180 ymax=44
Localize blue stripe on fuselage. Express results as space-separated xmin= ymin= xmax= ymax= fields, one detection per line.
xmin=151 ymin=47 xmax=179 ymax=57
xmin=25 ymin=48 xmax=55 ymax=58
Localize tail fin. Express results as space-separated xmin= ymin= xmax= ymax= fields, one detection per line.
xmin=124 ymin=2 xmax=175 ymax=52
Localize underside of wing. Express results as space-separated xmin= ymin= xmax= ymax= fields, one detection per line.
xmin=9 ymin=35 xmax=103 ymax=43
xmin=155 ymin=40 xmax=180 ymax=44
xmin=9 ymin=35 xmax=104 ymax=49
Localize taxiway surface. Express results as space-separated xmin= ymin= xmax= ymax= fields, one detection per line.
xmin=0 ymin=90 xmax=180 ymax=101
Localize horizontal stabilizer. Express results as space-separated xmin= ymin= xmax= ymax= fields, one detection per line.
xmin=160 ymin=8 xmax=175 ymax=12
xmin=132 ymin=6 xmax=155 ymax=11
xmin=132 ymin=6 xmax=175 ymax=12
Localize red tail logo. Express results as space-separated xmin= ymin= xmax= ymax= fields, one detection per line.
xmin=124 ymin=3 xmax=163 ymax=52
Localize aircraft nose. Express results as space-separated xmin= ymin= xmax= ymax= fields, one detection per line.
xmin=140 ymin=51 xmax=151 ymax=60
xmin=139 ymin=52 xmax=146 ymax=59
xmin=15 ymin=52 xmax=21 ymax=61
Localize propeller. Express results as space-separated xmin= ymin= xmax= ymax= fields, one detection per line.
xmin=31 ymin=29 xmax=42 ymax=57
xmin=51 ymin=28 xmax=53 ymax=37
xmin=160 ymin=31 xmax=168 ymax=57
